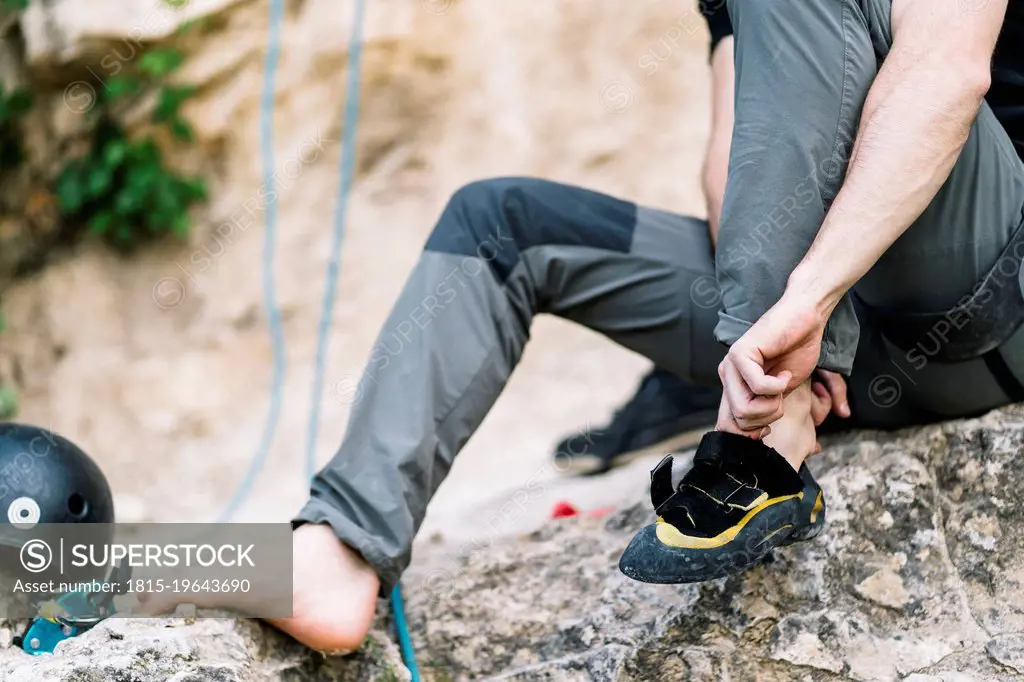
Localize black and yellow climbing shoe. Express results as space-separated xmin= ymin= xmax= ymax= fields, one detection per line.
xmin=618 ymin=431 xmax=826 ymax=584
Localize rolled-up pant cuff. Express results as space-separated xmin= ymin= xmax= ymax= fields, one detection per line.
xmin=817 ymin=324 xmax=855 ymax=375
xmin=292 ymin=497 xmax=403 ymax=595
xmin=715 ymin=312 xmax=855 ymax=376
xmin=713 ymin=312 xmax=753 ymax=349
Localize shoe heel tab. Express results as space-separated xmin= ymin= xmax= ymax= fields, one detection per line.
xmin=697 ymin=431 xmax=804 ymax=493
xmin=650 ymin=455 xmax=675 ymax=510
xmin=695 ymin=431 xmax=772 ymax=463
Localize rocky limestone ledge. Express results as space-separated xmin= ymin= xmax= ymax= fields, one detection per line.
xmin=0 ymin=618 xmax=411 ymax=681
xmin=5 ymin=407 xmax=1024 ymax=681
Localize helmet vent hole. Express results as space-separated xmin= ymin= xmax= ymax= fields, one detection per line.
xmin=67 ymin=494 xmax=88 ymax=519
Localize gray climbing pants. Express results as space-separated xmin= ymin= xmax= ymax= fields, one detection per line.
xmin=294 ymin=0 xmax=1024 ymax=592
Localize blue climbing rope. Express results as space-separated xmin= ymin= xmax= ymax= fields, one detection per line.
xmin=390 ymin=585 xmax=422 ymax=681
xmin=303 ymin=0 xmax=367 ymax=486
xmin=221 ymin=0 xmax=422 ymax=678
xmin=216 ymin=0 xmax=288 ymax=525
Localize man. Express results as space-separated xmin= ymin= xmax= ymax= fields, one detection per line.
xmin=620 ymin=0 xmax=1024 ymax=582
xmin=146 ymin=0 xmax=1024 ymax=653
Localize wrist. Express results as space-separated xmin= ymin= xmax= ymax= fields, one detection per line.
xmin=784 ymin=264 xmax=847 ymax=322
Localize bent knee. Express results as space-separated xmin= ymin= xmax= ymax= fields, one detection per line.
xmin=423 ymin=177 xmax=538 ymax=281
xmin=448 ymin=177 xmax=536 ymax=215
xmin=442 ymin=177 xmax=542 ymax=241
xmin=424 ymin=176 xmax=635 ymax=282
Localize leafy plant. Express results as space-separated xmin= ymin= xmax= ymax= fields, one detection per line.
xmin=0 ymin=84 xmax=32 ymax=169
xmin=54 ymin=40 xmax=207 ymax=248
xmin=0 ymin=0 xmax=30 ymax=11
xmin=0 ymin=385 xmax=17 ymax=420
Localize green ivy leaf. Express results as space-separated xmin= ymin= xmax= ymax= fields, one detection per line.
xmin=169 ymin=116 xmax=193 ymax=142
xmin=0 ymin=385 xmax=18 ymax=420
xmin=103 ymin=139 xmax=127 ymax=167
xmin=7 ymin=88 xmax=32 ymax=116
xmin=147 ymin=207 xmax=171 ymax=233
xmin=105 ymin=75 xmax=143 ymax=102
xmin=171 ymin=211 xmax=189 ymax=237
xmin=181 ymin=176 xmax=208 ymax=201
xmin=87 ymin=210 xmax=114 ymax=235
xmin=137 ymin=48 xmax=184 ymax=79
xmin=154 ymin=177 xmax=177 ymax=211
xmin=114 ymin=185 xmax=143 ymax=215
xmin=0 ymin=86 xmax=31 ymax=133
xmin=114 ymin=221 xmax=133 ymax=244
xmin=127 ymin=168 xmax=157 ymax=198
xmin=152 ymin=84 xmax=196 ymax=122
xmin=50 ymin=74 xmax=208 ymax=248
xmin=85 ymin=165 xmax=113 ymax=198
xmin=130 ymin=139 xmax=161 ymax=165
xmin=54 ymin=164 xmax=86 ymax=213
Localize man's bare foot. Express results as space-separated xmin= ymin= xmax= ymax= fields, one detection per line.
xmin=267 ymin=523 xmax=380 ymax=653
xmin=763 ymin=380 xmax=817 ymax=470
xmin=140 ymin=523 xmax=380 ymax=654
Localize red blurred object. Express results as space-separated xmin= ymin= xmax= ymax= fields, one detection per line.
xmin=550 ymin=501 xmax=580 ymax=518
xmin=550 ymin=502 xmax=617 ymax=520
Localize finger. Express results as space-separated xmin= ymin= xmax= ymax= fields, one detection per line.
xmin=817 ymin=369 xmax=850 ymax=417
xmin=732 ymin=350 xmax=790 ymax=397
xmin=716 ymin=375 xmax=774 ymax=437
xmin=723 ymin=359 xmax=783 ymax=427
xmin=715 ymin=394 xmax=748 ymax=436
xmin=735 ymin=404 xmax=785 ymax=432
xmin=812 ymin=441 xmax=823 ymax=454
xmin=732 ymin=398 xmax=785 ymax=430
xmin=717 ymin=412 xmax=772 ymax=439
xmin=810 ymin=382 xmax=832 ymax=426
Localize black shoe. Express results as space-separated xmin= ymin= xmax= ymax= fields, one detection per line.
xmin=553 ymin=369 xmax=721 ymax=476
xmin=618 ymin=431 xmax=826 ymax=584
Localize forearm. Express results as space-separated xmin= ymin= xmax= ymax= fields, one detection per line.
xmin=788 ymin=52 xmax=990 ymax=317
xmin=703 ymin=37 xmax=734 ymax=246
xmin=703 ymin=139 xmax=728 ymax=244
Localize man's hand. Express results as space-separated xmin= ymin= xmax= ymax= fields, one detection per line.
xmin=716 ymin=289 xmax=855 ymax=438
xmin=715 ymin=292 xmax=828 ymax=437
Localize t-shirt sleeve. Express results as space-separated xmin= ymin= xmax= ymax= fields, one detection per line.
xmin=700 ymin=0 xmax=734 ymax=57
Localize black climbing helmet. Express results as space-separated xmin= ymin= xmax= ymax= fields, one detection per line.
xmin=0 ymin=423 xmax=114 ymax=539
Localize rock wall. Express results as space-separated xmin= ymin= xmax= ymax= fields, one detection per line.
xmin=0 ymin=0 xmax=713 ymax=532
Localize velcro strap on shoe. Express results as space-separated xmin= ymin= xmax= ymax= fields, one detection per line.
xmin=649 ymin=454 xmax=675 ymax=511
xmin=723 ymin=484 xmax=768 ymax=511
xmin=692 ymin=431 xmax=804 ymax=496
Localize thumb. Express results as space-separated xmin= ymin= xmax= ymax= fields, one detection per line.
xmin=748 ymin=306 xmax=797 ymax=358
